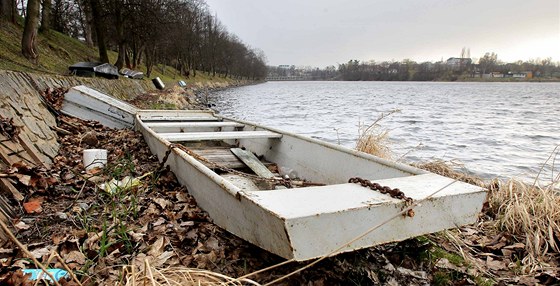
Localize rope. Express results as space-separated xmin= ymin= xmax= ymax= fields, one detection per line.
xmin=234 ymin=179 xmax=459 ymax=285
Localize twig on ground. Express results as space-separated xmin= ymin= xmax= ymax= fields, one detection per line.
xmin=0 ymin=219 xmax=62 ymax=286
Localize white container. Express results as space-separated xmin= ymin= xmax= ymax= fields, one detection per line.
xmin=83 ymin=149 xmax=107 ymax=170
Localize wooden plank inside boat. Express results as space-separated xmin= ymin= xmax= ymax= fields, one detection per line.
xmin=221 ymin=174 xmax=261 ymax=192
xmin=230 ymin=148 xmax=275 ymax=179
xmin=188 ymin=146 xmax=247 ymax=169
xmin=187 ymin=146 xmax=278 ymax=173
xmin=160 ymin=131 xmax=282 ymax=142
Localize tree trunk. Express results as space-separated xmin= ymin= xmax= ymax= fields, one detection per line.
xmin=134 ymin=45 xmax=144 ymax=69
xmin=113 ymin=8 xmax=125 ymax=69
xmin=89 ymin=0 xmax=108 ymax=63
xmin=125 ymin=48 xmax=131 ymax=69
xmin=115 ymin=42 xmax=125 ymax=69
xmin=79 ymin=0 xmax=94 ymax=47
xmin=145 ymin=45 xmax=155 ymax=77
xmin=0 ymin=0 xmax=16 ymax=23
xmin=22 ymin=0 xmax=40 ymax=61
xmin=39 ymin=0 xmax=51 ymax=33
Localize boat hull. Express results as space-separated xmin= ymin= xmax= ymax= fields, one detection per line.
xmin=59 ymin=86 xmax=487 ymax=261
xmin=135 ymin=110 xmax=487 ymax=261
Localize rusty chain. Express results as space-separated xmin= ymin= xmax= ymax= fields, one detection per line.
xmin=348 ymin=177 xmax=415 ymax=217
xmin=162 ymin=144 xmax=414 ymax=211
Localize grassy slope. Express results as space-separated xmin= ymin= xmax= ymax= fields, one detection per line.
xmin=0 ymin=20 xmax=233 ymax=86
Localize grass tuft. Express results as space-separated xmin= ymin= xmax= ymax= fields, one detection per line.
xmin=355 ymin=110 xmax=400 ymax=159
xmin=414 ymin=159 xmax=485 ymax=187
xmin=420 ymin=147 xmax=560 ymax=275
xmin=488 ymin=178 xmax=560 ymax=271
xmin=122 ymin=263 xmax=262 ymax=286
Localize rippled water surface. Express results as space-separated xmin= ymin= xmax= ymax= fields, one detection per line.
xmin=208 ymin=81 xmax=560 ymax=181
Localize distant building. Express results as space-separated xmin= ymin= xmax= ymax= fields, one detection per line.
xmin=446 ymin=57 xmax=472 ymax=70
xmin=509 ymin=71 xmax=533 ymax=79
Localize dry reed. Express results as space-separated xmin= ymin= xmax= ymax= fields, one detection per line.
xmin=414 ymin=159 xmax=484 ymax=187
xmin=487 ymin=178 xmax=560 ymax=272
xmin=416 ymin=148 xmax=560 ymax=273
xmin=122 ymin=260 xmax=262 ymax=286
xmin=487 ymin=147 xmax=560 ymax=271
xmin=159 ymin=86 xmax=192 ymax=109
xmin=355 ymin=110 xmax=400 ymax=159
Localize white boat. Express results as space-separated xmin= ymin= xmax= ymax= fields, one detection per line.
xmin=64 ymin=86 xmax=487 ymax=261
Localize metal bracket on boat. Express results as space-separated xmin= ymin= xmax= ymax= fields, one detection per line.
xmin=348 ymin=177 xmax=415 ymax=217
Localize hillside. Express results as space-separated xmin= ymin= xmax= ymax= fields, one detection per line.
xmin=0 ymin=21 xmax=234 ymax=86
xmin=0 ymin=21 xmax=98 ymax=74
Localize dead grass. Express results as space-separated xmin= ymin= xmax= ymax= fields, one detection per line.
xmin=414 ymin=159 xmax=485 ymax=187
xmin=162 ymin=86 xmax=194 ymax=109
xmin=129 ymin=86 xmax=201 ymax=110
xmin=122 ymin=261 xmax=261 ymax=286
xmin=488 ymin=147 xmax=560 ymax=271
xmin=488 ymin=178 xmax=560 ymax=271
xmin=355 ymin=110 xmax=400 ymax=159
xmin=416 ymin=148 xmax=560 ymax=274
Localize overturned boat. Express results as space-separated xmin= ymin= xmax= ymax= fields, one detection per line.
xmin=63 ymin=86 xmax=487 ymax=261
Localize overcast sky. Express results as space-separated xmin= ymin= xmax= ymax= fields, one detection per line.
xmin=204 ymin=0 xmax=560 ymax=68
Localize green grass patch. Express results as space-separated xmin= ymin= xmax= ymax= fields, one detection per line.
xmin=148 ymin=102 xmax=178 ymax=110
xmin=430 ymin=247 xmax=465 ymax=266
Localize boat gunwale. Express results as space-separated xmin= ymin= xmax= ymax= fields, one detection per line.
xmin=135 ymin=110 xmax=430 ymax=195
xmin=215 ymin=114 xmax=429 ymax=177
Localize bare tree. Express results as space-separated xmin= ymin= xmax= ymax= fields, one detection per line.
xmin=0 ymin=0 xmax=16 ymax=22
xmin=39 ymin=0 xmax=51 ymax=33
xmin=89 ymin=0 xmax=108 ymax=63
xmin=16 ymin=0 xmax=269 ymax=79
xmin=22 ymin=0 xmax=41 ymax=61
xmin=479 ymin=52 xmax=498 ymax=74
xmin=77 ymin=0 xmax=94 ymax=46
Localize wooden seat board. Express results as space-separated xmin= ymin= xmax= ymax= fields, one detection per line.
xmin=188 ymin=146 xmax=273 ymax=170
xmin=146 ymin=121 xmax=245 ymax=128
xmin=160 ymin=131 xmax=282 ymax=142
xmin=141 ymin=117 xmax=220 ymax=122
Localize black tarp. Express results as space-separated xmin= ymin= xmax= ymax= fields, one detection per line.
xmin=69 ymin=62 xmax=119 ymax=79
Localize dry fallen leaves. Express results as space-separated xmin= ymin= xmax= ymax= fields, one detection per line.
xmin=0 ymin=116 xmax=20 ymax=141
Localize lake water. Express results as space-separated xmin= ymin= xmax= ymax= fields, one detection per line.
xmin=208 ymin=81 xmax=560 ymax=182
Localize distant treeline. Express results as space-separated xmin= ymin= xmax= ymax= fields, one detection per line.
xmin=269 ymin=54 xmax=560 ymax=81
xmin=1 ymin=0 xmax=267 ymax=79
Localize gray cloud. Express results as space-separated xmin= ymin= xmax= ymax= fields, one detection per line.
xmin=205 ymin=0 xmax=560 ymax=67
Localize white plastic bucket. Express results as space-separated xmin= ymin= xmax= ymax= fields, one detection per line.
xmin=83 ymin=149 xmax=108 ymax=171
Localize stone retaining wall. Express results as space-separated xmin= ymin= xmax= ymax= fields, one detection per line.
xmin=0 ymin=70 xmax=154 ymax=165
